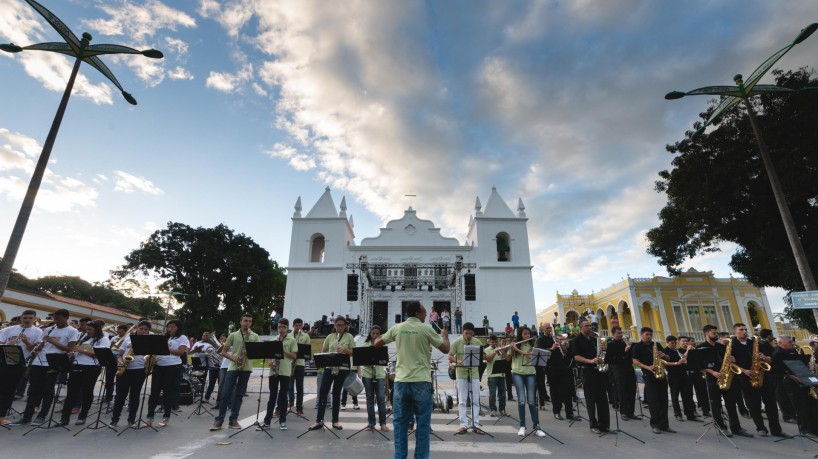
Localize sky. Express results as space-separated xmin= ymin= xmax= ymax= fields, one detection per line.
xmin=1 ymin=0 xmax=817 ymax=316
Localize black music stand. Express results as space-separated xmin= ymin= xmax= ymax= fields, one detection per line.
xmin=73 ymin=347 xmax=117 ymax=435
xmin=519 ymin=348 xmax=562 ymax=444
xmin=689 ymin=347 xmax=738 ymax=449
xmin=231 ymin=340 xmax=280 ymax=439
xmin=188 ymin=355 xmax=214 ymax=418
xmin=0 ymin=345 xmax=23 ymax=429
xmin=775 ymin=359 xmax=818 ymax=447
xmin=23 ymin=353 xmax=71 ymax=435
xmin=298 ymin=352 xmax=347 ymax=440
xmin=283 ymin=344 xmax=312 ymax=422
xmin=118 ymin=334 xmax=168 ymax=435
xmin=347 ymin=346 xmax=390 ymax=441
xmin=603 ymin=344 xmax=643 ymax=445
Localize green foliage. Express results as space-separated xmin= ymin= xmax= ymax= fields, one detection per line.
xmin=647 ymin=68 xmax=818 ymax=330
xmin=112 ymin=222 xmax=287 ymax=337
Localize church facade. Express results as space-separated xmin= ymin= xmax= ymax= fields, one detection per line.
xmin=283 ymin=187 xmax=536 ymax=333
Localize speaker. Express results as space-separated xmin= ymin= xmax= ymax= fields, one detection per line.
xmin=347 ymin=274 xmax=359 ymax=301
xmin=464 ymin=274 xmax=476 ymax=301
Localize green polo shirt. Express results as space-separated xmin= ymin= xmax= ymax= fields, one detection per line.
xmin=380 ymin=317 xmax=443 ymax=383
xmin=360 ymin=341 xmax=387 ymax=379
xmin=322 ymin=332 xmax=354 ymax=370
xmin=288 ymin=330 xmax=311 ymax=367
xmin=449 ymin=336 xmax=480 ymax=380
xmin=485 ymin=345 xmax=503 ymax=379
xmin=225 ymin=329 xmax=259 ymax=372
xmin=274 ymin=334 xmax=298 ymax=377
xmin=511 ymin=342 xmax=535 ymax=375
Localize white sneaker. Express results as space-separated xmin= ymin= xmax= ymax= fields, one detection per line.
xmin=535 ymin=428 xmax=546 ymax=437
xmin=518 ymin=426 xmax=526 ymax=436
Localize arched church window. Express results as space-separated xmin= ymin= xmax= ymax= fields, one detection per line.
xmin=496 ymin=232 xmax=510 ymax=262
xmin=310 ymin=234 xmax=325 ymax=263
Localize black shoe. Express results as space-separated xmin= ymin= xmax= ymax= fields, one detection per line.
xmin=662 ymin=428 xmax=677 ymax=433
xmin=740 ymin=412 xmax=751 ymax=419
xmin=722 ymin=430 xmax=733 ymax=438
xmin=757 ymin=429 xmax=769 ymax=437
xmin=652 ymin=427 xmax=662 ymax=434
xmin=542 ymin=396 xmax=551 ymax=402
xmin=674 ymin=414 xmax=683 ymax=422
xmin=627 ymin=415 xmax=642 ymax=421
xmin=687 ymin=416 xmax=704 ymax=422
xmin=783 ymin=418 xmax=798 ymax=424
xmin=770 ymin=432 xmax=789 ymax=439
xmin=621 ymin=415 xmax=630 ymax=421
xmin=733 ymin=429 xmax=754 ymax=438
xmin=554 ymin=413 xmax=564 ymax=420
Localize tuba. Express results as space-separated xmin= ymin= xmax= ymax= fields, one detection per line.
xmin=653 ymin=340 xmax=666 ymax=380
xmin=749 ymin=335 xmax=771 ymax=389
xmin=717 ymin=336 xmax=742 ymax=391
xmin=595 ymin=333 xmax=609 ymax=373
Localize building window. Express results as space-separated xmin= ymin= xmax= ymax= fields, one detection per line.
xmin=703 ymin=306 xmax=718 ymax=328
xmin=721 ymin=304 xmax=733 ymax=328
xmin=310 ymin=234 xmax=325 ymax=263
xmin=496 ymin=232 xmax=510 ymax=262
xmin=673 ymin=305 xmax=687 ymax=332
xmin=687 ymin=306 xmax=702 ymax=330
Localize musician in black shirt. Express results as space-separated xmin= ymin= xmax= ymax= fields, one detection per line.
xmin=607 ymin=326 xmax=638 ymax=420
xmin=570 ymin=319 xmax=610 ymax=434
xmin=697 ymin=325 xmax=752 ymax=438
xmin=632 ymin=328 xmax=674 ymax=434
xmin=545 ymin=333 xmax=575 ymax=420
xmin=730 ymin=323 xmax=783 ymax=437
xmin=535 ymin=324 xmax=554 ymax=407
xmin=772 ymin=335 xmax=818 ymax=436
xmin=665 ymin=336 xmax=701 ymax=422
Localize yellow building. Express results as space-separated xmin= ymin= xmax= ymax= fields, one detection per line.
xmin=537 ymin=268 xmax=775 ymax=342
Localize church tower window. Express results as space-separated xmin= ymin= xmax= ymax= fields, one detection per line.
xmin=496 ymin=232 xmax=510 ymax=262
xmin=310 ymin=234 xmax=325 ymax=263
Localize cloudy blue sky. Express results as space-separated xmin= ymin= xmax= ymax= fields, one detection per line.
xmin=1 ymin=0 xmax=816 ymax=315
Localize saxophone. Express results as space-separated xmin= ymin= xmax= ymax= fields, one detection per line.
xmin=117 ymin=347 xmax=134 ymax=377
xmin=234 ymin=330 xmax=248 ymax=369
xmin=595 ymin=333 xmax=609 ymax=373
xmin=270 ymin=334 xmax=281 ymax=377
xmin=653 ymin=340 xmax=666 ymax=380
xmin=717 ymin=336 xmax=742 ymax=391
xmin=749 ymin=335 xmax=771 ymax=389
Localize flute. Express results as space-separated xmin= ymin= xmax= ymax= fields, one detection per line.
xmin=493 ymin=336 xmax=536 ymax=351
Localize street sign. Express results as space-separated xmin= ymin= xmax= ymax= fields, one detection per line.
xmin=791 ymin=291 xmax=818 ymax=310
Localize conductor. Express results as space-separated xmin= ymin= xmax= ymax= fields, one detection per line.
xmin=374 ymin=301 xmax=450 ymax=459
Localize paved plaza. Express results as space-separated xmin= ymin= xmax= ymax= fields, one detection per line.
xmin=1 ymin=369 xmax=816 ymax=459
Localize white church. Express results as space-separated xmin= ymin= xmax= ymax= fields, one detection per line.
xmin=283 ymin=187 xmax=537 ymax=334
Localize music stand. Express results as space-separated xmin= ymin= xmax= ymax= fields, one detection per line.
xmin=568 ymin=366 xmax=588 ymax=428
xmin=347 ymin=346 xmax=390 ymax=441
xmin=231 ymin=340 xmax=280 ymax=439
xmin=603 ymin=344 xmax=644 ymax=445
xmin=297 ymin=352 xmax=347 ymax=440
xmin=688 ymin=347 xmax=738 ymax=448
xmin=23 ymin=353 xmax=71 ymax=435
xmin=774 ymin=359 xmax=818 ymax=447
xmin=517 ymin=349 xmax=561 ymax=443
xmin=117 ymin=334 xmax=168 ymax=435
xmin=0 ymin=345 xmax=23 ymax=429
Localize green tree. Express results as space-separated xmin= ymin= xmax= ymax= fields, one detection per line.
xmin=112 ymin=222 xmax=287 ymax=337
xmin=647 ymin=68 xmax=818 ymax=332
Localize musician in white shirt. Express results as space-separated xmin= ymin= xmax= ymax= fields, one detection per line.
xmin=58 ymin=320 xmax=110 ymax=426
xmin=0 ymin=309 xmax=43 ymax=425
xmin=147 ymin=320 xmax=189 ymax=428
xmin=110 ymin=321 xmax=151 ymax=427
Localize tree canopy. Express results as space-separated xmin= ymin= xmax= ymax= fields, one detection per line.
xmin=647 ymin=68 xmax=818 ymax=332
xmin=112 ymin=222 xmax=286 ymax=337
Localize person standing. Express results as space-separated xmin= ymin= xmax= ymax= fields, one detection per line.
xmin=362 ymin=325 xmax=389 ymax=432
xmin=13 ymin=308 xmax=77 ymax=426
xmin=571 ymin=319 xmax=610 ymax=434
xmin=454 ymin=307 xmax=463 ymax=334
xmin=449 ymin=322 xmax=484 ymax=434
xmin=631 ymin=328 xmax=675 ymax=434
xmin=288 ymin=318 xmax=311 ymax=416
xmin=665 ymin=336 xmax=701 ymax=422
xmin=147 ymin=320 xmax=189 ymax=428
xmin=429 ymin=309 xmax=439 ymax=330
xmin=211 ymin=314 xmax=257 ymax=431
xmin=773 ymin=335 xmax=818 ymax=436
xmin=607 ymin=326 xmax=638 ymax=421
xmin=110 ymin=320 xmax=151 ymax=427
xmin=309 ymin=316 xmax=354 ymax=431
xmin=511 ymin=311 xmax=520 ymax=334
xmin=58 ymin=320 xmax=110 ymax=426
xmin=0 ymin=310 xmax=43 ymax=425
xmin=484 ymin=335 xmax=506 ymax=417
xmin=535 ymin=324 xmax=553 ymax=406
xmin=551 ymin=312 xmax=560 ymax=330
xmin=588 ymin=310 xmax=599 ymax=333
xmin=730 ymin=323 xmax=783 ymax=437
xmin=441 ymin=309 xmax=451 ymax=332
xmin=546 ymin=332 xmax=576 ymax=421
xmin=757 ymin=329 xmax=787 ymax=436
xmin=507 ymin=326 xmax=546 ymax=437
xmin=261 ymin=318 xmax=297 ymax=430
xmin=374 ymin=301 xmax=449 ymax=459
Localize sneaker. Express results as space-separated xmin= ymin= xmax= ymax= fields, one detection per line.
xmin=9 ymin=418 xmax=30 ymax=426
xmin=535 ymin=427 xmax=546 ymax=437
xmin=757 ymin=429 xmax=769 ymax=437
xmin=499 ymin=410 xmax=507 ymax=417
xmin=591 ymin=427 xmax=601 ymax=434
xmin=31 ymin=417 xmax=45 ymax=426
xmin=172 ymin=406 xmax=182 ymax=413
xmin=210 ymin=422 xmax=223 ymax=431
xmin=296 ymin=410 xmax=304 ymax=416
xmin=280 ymin=422 xmax=288 ymax=431
xmin=55 ymin=406 xmax=63 ymax=414
xmin=733 ymin=429 xmax=753 ymax=438
xmin=674 ymin=414 xmax=683 ymax=422
xmin=110 ymin=419 xmax=119 ymax=427
xmin=554 ymin=413 xmax=564 ymax=420
xmin=340 ymin=404 xmax=347 ymax=410
xmin=517 ymin=426 xmax=526 ymax=436
xmin=783 ymin=418 xmax=798 ymax=424
xmin=75 ymin=418 xmax=86 ymax=425
xmin=229 ymin=420 xmax=241 ymax=429
xmin=54 ymin=419 xmax=69 ymax=427
xmin=353 ymin=404 xmax=360 ymax=410
xmin=489 ymin=411 xmax=496 ymax=417
xmin=256 ymin=423 xmax=270 ymax=431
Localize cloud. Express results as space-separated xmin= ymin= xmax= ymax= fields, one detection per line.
xmin=266 ymin=143 xmax=316 ymax=171
xmin=113 ymin=170 xmax=164 ymax=196
xmin=205 ymin=64 xmax=253 ymax=93
xmin=168 ymin=66 xmax=194 ymax=80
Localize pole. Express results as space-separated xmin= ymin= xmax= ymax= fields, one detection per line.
xmin=0 ymin=43 xmax=87 ymax=301
xmin=740 ymin=94 xmax=818 ymax=326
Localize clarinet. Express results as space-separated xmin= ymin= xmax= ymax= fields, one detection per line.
xmin=24 ymin=325 xmax=56 ymax=376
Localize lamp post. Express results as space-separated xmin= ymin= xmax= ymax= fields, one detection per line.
xmin=0 ymin=0 xmax=163 ymax=302
xmin=665 ymin=23 xmax=818 ymax=326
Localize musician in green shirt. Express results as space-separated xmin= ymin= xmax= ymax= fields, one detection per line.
xmin=506 ymin=325 xmax=546 ymax=438
xmin=309 ymin=316 xmax=354 ymax=431
xmin=287 ymin=318 xmax=311 ymax=415
xmin=361 ymin=325 xmax=389 ymax=431
xmin=449 ymin=322 xmax=485 ymax=434
xmin=261 ymin=318 xmax=298 ymax=430
xmin=211 ymin=313 xmax=259 ymax=431
xmin=484 ymin=335 xmax=507 ymax=417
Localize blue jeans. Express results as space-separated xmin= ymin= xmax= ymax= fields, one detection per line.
xmin=363 ymin=377 xmax=387 ymax=426
xmin=215 ymin=370 xmax=251 ymax=423
xmin=487 ymin=376 xmax=506 ymax=412
xmin=288 ymin=365 xmax=305 ymax=411
xmin=512 ymin=373 xmax=539 ymax=428
xmin=393 ymin=381 xmax=433 ymax=459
